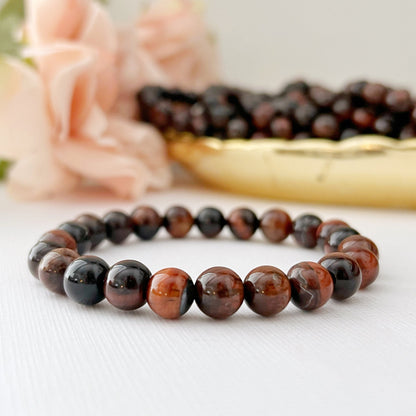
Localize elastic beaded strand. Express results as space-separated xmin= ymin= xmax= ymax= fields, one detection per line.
xmin=28 ymin=206 xmax=380 ymax=320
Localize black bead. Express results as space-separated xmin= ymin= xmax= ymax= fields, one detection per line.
xmin=179 ymin=278 xmax=196 ymax=316
xmin=292 ymin=214 xmax=322 ymax=249
xmin=63 ymin=256 xmax=109 ymax=305
xmin=28 ymin=241 xmax=60 ymax=278
xmin=326 ymin=227 xmax=360 ymax=253
xmin=103 ymin=211 xmax=133 ymax=244
xmin=75 ymin=214 xmax=106 ymax=249
xmin=131 ymin=206 xmax=163 ymax=240
xmin=195 ymin=207 xmax=226 ymax=238
xmin=319 ymin=253 xmax=362 ymax=300
xmin=58 ymin=222 xmax=92 ymax=255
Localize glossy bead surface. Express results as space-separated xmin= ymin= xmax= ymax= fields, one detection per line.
xmin=28 ymin=242 xmax=61 ymax=278
xmin=338 ymin=235 xmax=379 ymax=258
xmin=75 ymin=214 xmax=106 ymax=249
xmin=147 ymin=268 xmax=194 ymax=319
xmin=316 ymin=219 xmax=349 ymax=249
xmin=103 ymin=211 xmax=133 ymax=244
xmin=260 ymin=209 xmax=293 ymax=243
xmin=292 ymin=214 xmax=322 ymax=248
xmin=342 ymin=249 xmax=379 ymax=289
xmin=227 ymin=208 xmax=259 ymax=240
xmin=39 ymin=229 xmax=77 ymax=252
xmin=63 ymin=256 xmax=109 ymax=305
xmin=105 ymin=260 xmax=151 ymax=310
xmin=195 ymin=207 xmax=226 ymax=238
xmin=58 ymin=222 xmax=92 ymax=255
xmin=324 ymin=227 xmax=359 ymax=254
xmin=244 ymin=266 xmax=291 ymax=316
xmin=164 ymin=206 xmax=194 ymax=238
xmin=131 ymin=206 xmax=163 ymax=240
xmin=319 ymin=253 xmax=362 ymax=300
xmin=38 ymin=248 xmax=79 ymax=295
xmin=195 ymin=267 xmax=244 ymax=319
xmin=288 ymin=261 xmax=334 ymax=310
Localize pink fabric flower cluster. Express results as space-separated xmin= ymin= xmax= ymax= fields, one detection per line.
xmin=0 ymin=0 xmax=219 ymax=199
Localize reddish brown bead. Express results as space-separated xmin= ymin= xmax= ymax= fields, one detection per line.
xmin=288 ymin=261 xmax=334 ymax=310
xmin=131 ymin=206 xmax=163 ymax=240
xmin=342 ymin=249 xmax=379 ymax=289
xmin=38 ymin=248 xmax=79 ymax=295
xmin=338 ymin=235 xmax=379 ymax=258
xmin=164 ymin=206 xmax=194 ymax=238
xmin=196 ymin=267 xmax=244 ymax=319
xmin=244 ymin=266 xmax=291 ymax=316
xmin=39 ymin=230 xmax=77 ymax=252
xmin=147 ymin=268 xmax=194 ymax=319
xmin=316 ymin=219 xmax=349 ymax=250
xmin=292 ymin=214 xmax=322 ymax=248
xmin=28 ymin=242 xmax=61 ymax=278
xmin=227 ymin=208 xmax=259 ymax=240
xmin=260 ymin=209 xmax=293 ymax=243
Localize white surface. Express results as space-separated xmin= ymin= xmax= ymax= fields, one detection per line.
xmin=0 ymin=183 xmax=415 ymax=416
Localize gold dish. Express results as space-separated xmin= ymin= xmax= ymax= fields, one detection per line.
xmin=166 ymin=131 xmax=416 ymax=209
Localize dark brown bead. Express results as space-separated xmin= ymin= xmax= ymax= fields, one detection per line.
xmin=227 ymin=208 xmax=259 ymax=240
xmin=39 ymin=229 xmax=77 ymax=252
xmin=270 ymin=117 xmax=293 ymax=139
xmin=252 ymin=102 xmax=275 ymax=130
xmin=385 ymin=90 xmax=413 ymax=113
xmin=164 ymin=206 xmax=194 ymax=238
xmin=251 ymin=131 xmax=268 ymax=139
xmin=147 ymin=268 xmax=194 ymax=319
xmin=374 ymin=114 xmax=395 ymax=136
xmin=58 ymin=222 xmax=92 ymax=254
xmin=195 ymin=267 xmax=244 ymax=319
xmin=288 ymin=261 xmax=333 ymax=310
xmin=338 ymin=235 xmax=379 ymax=258
xmin=226 ymin=118 xmax=250 ymax=138
xmin=294 ymin=103 xmax=319 ymax=128
xmin=294 ymin=132 xmax=310 ymax=139
xmin=260 ymin=209 xmax=293 ymax=243
xmin=312 ymin=114 xmax=339 ymax=139
xmin=195 ymin=207 xmax=226 ymax=238
xmin=324 ymin=227 xmax=359 ymax=254
xmin=244 ymin=266 xmax=291 ymax=316
xmin=131 ymin=206 xmax=163 ymax=240
xmin=316 ymin=219 xmax=349 ymax=250
xmin=319 ymin=253 xmax=362 ymax=300
xmin=399 ymin=124 xmax=416 ymax=140
xmin=362 ymin=83 xmax=387 ymax=106
xmin=352 ymin=108 xmax=375 ymax=130
xmin=148 ymin=100 xmax=171 ymax=129
xmin=292 ymin=214 xmax=322 ymax=248
xmin=342 ymin=249 xmax=379 ymax=289
xmin=28 ymin=242 xmax=61 ymax=278
xmin=38 ymin=248 xmax=79 ymax=295
xmin=332 ymin=96 xmax=353 ymax=121
xmin=105 ymin=260 xmax=151 ymax=310
xmin=309 ymin=86 xmax=336 ymax=108
xmin=103 ymin=211 xmax=133 ymax=244
xmin=340 ymin=128 xmax=360 ymax=140
xmin=75 ymin=214 xmax=106 ymax=249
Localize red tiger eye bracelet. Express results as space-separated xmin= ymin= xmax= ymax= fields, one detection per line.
xmin=27 ymin=207 xmax=380 ymax=320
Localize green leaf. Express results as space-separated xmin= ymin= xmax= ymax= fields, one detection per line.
xmin=0 ymin=0 xmax=25 ymax=56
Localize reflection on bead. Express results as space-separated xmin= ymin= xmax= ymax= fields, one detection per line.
xmin=75 ymin=214 xmax=106 ymax=249
xmin=227 ymin=208 xmax=259 ymax=240
xmin=324 ymin=227 xmax=359 ymax=254
xmin=105 ymin=260 xmax=151 ymax=310
xmin=195 ymin=267 xmax=244 ymax=319
xmin=131 ymin=206 xmax=163 ymax=240
xmin=338 ymin=235 xmax=379 ymax=258
xmin=195 ymin=207 xmax=226 ymax=238
xmin=58 ymin=222 xmax=92 ymax=255
xmin=316 ymin=219 xmax=349 ymax=250
xmin=292 ymin=214 xmax=322 ymax=248
xmin=288 ymin=261 xmax=333 ymax=310
xmin=103 ymin=211 xmax=134 ymax=244
xmin=319 ymin=253 xmax=362 ymax=300
xmin=164 ymin=206 xmax=194 ymax=238
xmin=39 ymin=248 xmax=79 ymax=295
xmin=39 ymin=229 xmax=77 ymax=252
xmin=147 ymin=268 xmax=194 ymax=319
xmin=63 ymin=256 xmax=109 ymax=305
xmin=244 ymin=266 xmax=291 ymax=316
xmin=28 ymin=242 xmax=61 ymax=278
xmin=260 ymin=209 xmax=293 ymax=243
xmin=342 ymin=249 xmax=379 ymax=289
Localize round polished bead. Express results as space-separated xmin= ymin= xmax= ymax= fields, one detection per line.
xmin=195 ymin=267 xmax=244 ymax=319
xmin=227 ymin=208 xmax=259 ymax=240
xmin=244 ymin=266 xmax=291 ymax=317
xmin=316 ymin=219 xmax=349 ymax=250
xmin=195 ymin=207 xmax=226 ymax=238
xmin=75 ymin=214 xmax=106 ymax=249
xmin=103 ymin=211 xmax=133 ymax=244
xmin=63 ymin=256 xmax=109 ymax=305
xmin=288 ymin=261 xmax=334 ymax=310
xmin=292 ymin=214 xmax=322 ymax=248
xmin=28 ymin=242 xmax=61 ymax=278
xmin=105 ymin=260 xmax=151 ymax=310
xmin=319 ymin=253 xmax=362 ymax=300
xmin=324 ymin=227 xmax=359 ymax=254
xmin=147 ymin=268 xmax=194 ymax=319
xmin=260 ymin=209 xmax=293 ymax=243
xmin=338 ymin=235 xmax=379 ymax=258
xmin=342 ymin=249 xmax=379 ymax=289
xmin=58 ymin=222 xmax=92 ymax=255
xmin=164 ymin=206 xmax=194 ymax=238
xmin=131 ymin=206 xmax=163 ymax=240
xmin=39 ymin=229 xmax=77 ymax=252
xmin=38 ymin=248 xmax=79 ymax=295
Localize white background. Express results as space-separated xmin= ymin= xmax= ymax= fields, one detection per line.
xmin=1 ymin=1 xmax=416 ymax=415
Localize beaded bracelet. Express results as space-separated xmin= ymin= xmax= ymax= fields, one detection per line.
xmin=27 ymin=207 xmax=380 ymax=320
